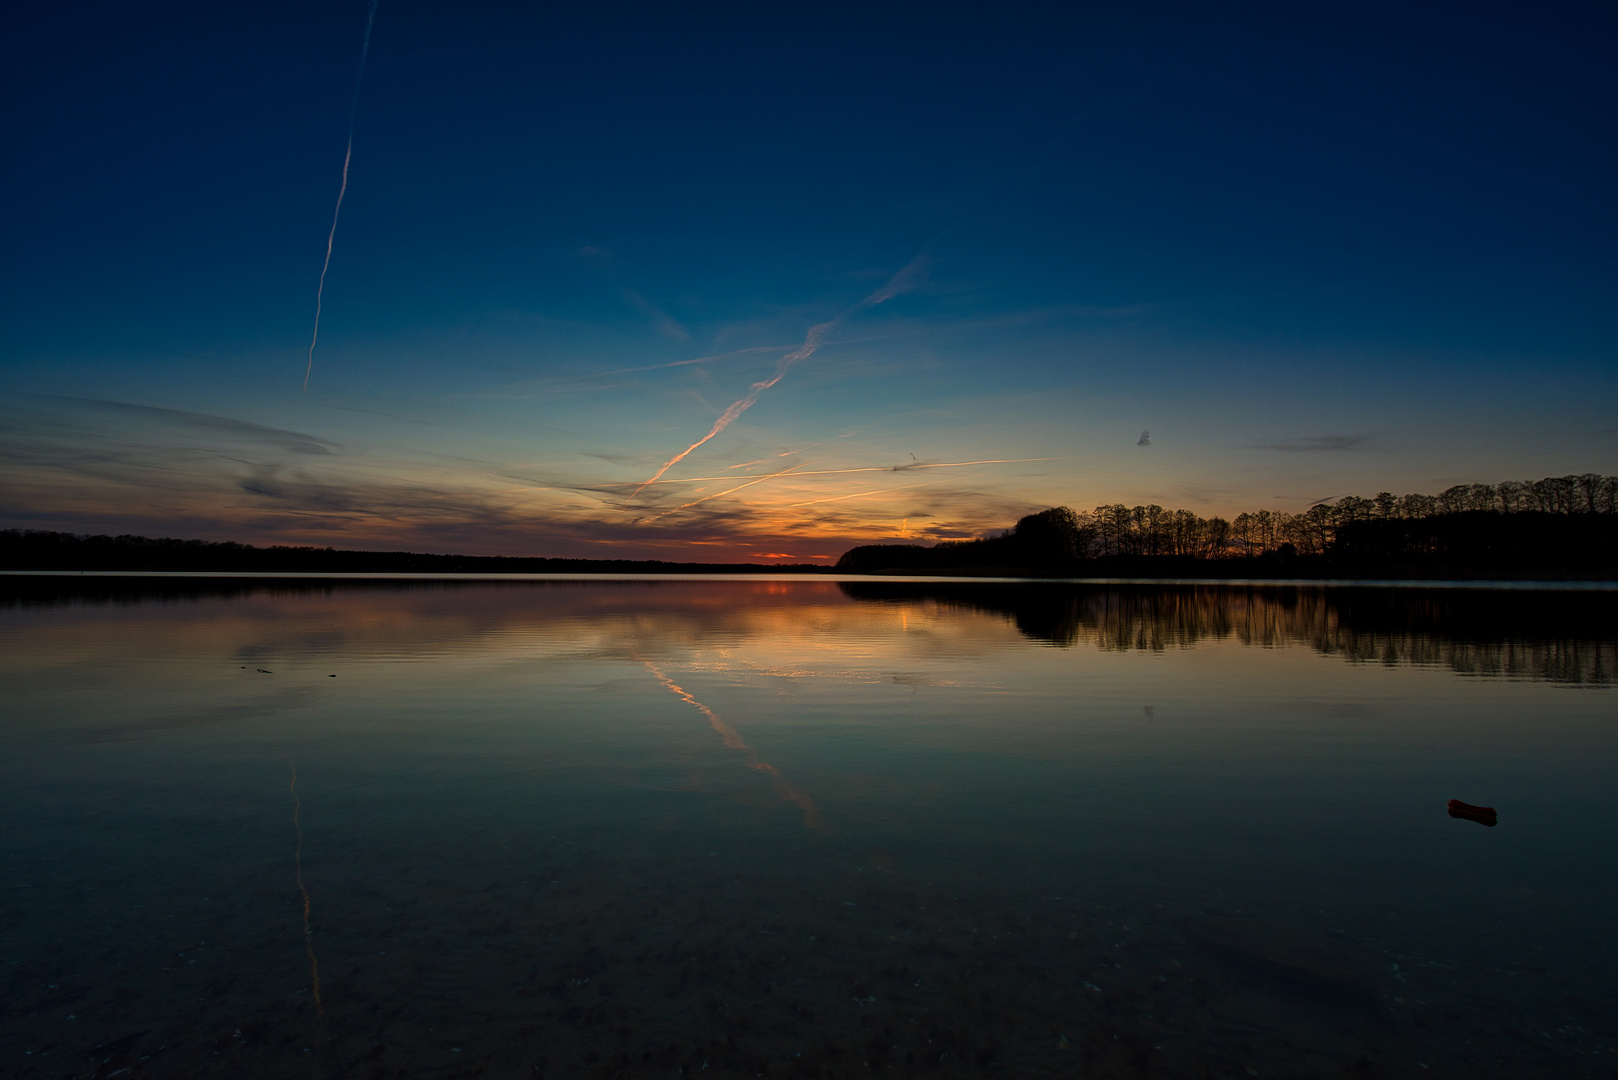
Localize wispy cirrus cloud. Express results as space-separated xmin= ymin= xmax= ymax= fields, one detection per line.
xmin=576 ymin=244 xmax=692 ymax=341
xmin=0 ymin=391 xmax=1049 ymax=560
xmin=10 ymin=395 xmax=339 ymax=456
xmin=623 ymin=290 xmax=691 ymax=342
xmin=1247 ymin=434 xmax=1369 ymax=452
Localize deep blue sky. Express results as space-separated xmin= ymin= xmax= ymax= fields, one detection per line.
xmin=2 ymin=1 xmax=1613 ymax=558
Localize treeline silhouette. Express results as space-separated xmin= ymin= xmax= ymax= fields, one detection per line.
xmin=838 ymin=581 xmax=1616 ymax=686
xmin=836 ymin=473 xmax=1618 ymax=578
xmin=0 ymin=530 xmax=833 ymax=574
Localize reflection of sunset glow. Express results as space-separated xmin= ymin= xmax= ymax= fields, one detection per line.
xmin=639 ymin=658 xmax=821 ymax=829
xmin=14 ymin=580 xmax=1600 ymax=693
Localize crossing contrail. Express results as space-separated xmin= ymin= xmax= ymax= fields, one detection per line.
xmin=628 ymin=251 xmax=927 ymax=497
xmin=605 ymin=457 xmax=1058 ymax=487
xmin=645 ymin=462 xmax=811 ymax=522
xmin=628 ymin=322 xmax=833 ymax=497
xmin=304 ymin=0 xmax=380 ymax=391
xmin=785 ymin=480 xmax=941 ymax=508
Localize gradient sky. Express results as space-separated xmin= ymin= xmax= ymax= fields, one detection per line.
xmin=2 ymin=1 xmax=1613 ymax=560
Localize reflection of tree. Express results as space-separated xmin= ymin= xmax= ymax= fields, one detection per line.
xmin=9 ymin=576 xmax=1611 ymax=688
xmin=837 ymin=582 xmax=1615 ymax=686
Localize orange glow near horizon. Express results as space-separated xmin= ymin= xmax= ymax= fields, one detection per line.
xmin=0 ymin=412 xmax=1064 ymax=559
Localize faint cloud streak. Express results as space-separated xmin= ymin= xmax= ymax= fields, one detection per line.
xmin=1248 ymin=435 xmax=1369 ymax=452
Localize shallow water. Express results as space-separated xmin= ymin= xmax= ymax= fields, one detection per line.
xmin=0 ymin=578 xmax=1614 ymax=1079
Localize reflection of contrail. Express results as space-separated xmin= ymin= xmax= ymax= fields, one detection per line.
xmin=303 ymin=0 xmax=381 ymax=391
xmin=290 ymin=763 xmax=323 ymax=1017
xmin=640 ymin=659 xmax=821 ymax=829
xmin=630 ymin=252 xmax=927 ymax=496
xmin=646 ymin=462 xmax=810 ymax=522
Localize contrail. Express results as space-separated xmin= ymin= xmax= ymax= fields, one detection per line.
xmin=629 ymin=322 xmax=833 ymax=496
xmin=645 ymin=461 xmax=810 ymax=522
xmin=629 ymin=251 xmax=928 ymax=496
xmin=592 ymin=344 xmax=787 ymax=379
xmin=605 ymin=457 xmax=1058 ymax=488
xmin=303 ymin=0 xmax=381 ymax=391
xmin=785 ymin=480 xmax=941 ymax=508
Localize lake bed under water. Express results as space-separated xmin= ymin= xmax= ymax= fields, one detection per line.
xmin=0 ymin=577 xmax=1614 ymax=1079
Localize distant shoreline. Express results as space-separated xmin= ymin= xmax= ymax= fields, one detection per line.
xmin=4 ymin=519 xmax=1615 ymax=582
xmin=2 ymin=570 xmax=1614 ymax=591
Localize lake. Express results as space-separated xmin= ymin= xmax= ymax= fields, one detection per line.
xmin=1 ymin=576 xmax=1614 ymax=1078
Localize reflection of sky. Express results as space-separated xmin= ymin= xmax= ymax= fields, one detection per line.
xmin=5 ymin=580 xmax=1610 ymax=706
xmin=4 ymin=581 xmax=1615 ymax=977
xmin=4 ymin=584 xmax=1614 ymax=863
xmin=1 ymin=5 xmax=1613 ymax=559
xmin=4 ymin=588 xmax=1617 ymax=1076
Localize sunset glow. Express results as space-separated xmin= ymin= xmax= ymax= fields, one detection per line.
xmin=0 ymin=4 xmax=1610 ymax=560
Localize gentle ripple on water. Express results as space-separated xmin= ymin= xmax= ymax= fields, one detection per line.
xmin=0 ymin=577 xmax=1614 ymax=1078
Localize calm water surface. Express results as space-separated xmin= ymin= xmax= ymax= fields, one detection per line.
xmin=1 ymin=578 xmax=1614 ymax=1079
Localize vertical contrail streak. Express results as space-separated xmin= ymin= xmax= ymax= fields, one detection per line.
xmin=304 ymin=0 xmax=381 ymax=391
xmin=629 ymin=250 xmax=927 ymax=497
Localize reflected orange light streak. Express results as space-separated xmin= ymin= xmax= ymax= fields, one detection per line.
xmin=639 ymin=658 xmax=821 ymax=829
xmin=290 ymin=763 xmax=324 ymax=1017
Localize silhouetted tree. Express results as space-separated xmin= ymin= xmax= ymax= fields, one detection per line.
xmin=1010 ymin=506 xmax=1089 ymax=562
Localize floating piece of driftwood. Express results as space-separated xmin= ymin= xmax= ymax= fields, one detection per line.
xmin=1447 ymin=799 xmax=1497 ymax=826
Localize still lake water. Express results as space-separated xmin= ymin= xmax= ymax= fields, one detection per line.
xmin=1 ymin=576 xmax=1614 ymax=1079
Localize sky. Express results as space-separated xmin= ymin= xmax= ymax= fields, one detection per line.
xmin=1 ymin=1 xmax=1613 ymax=561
